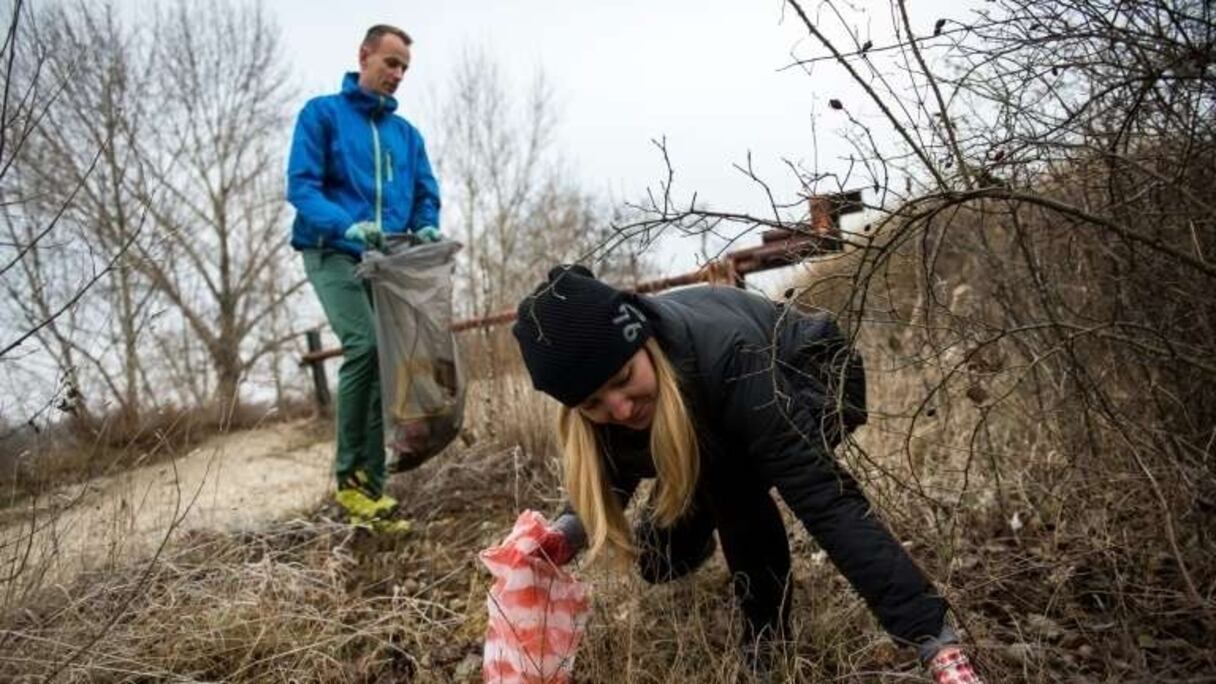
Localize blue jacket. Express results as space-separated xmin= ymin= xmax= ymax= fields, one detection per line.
xmin=287 ymin=72 xmax=441 ymax=256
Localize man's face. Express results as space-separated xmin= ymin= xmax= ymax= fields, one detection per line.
xmin=358 ymin=33 xmax=410 ymax=96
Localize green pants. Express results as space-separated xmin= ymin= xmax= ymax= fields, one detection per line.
xmin=302 ymin=249 xmax=385 ymax=496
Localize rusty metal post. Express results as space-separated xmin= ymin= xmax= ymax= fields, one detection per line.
xmin=810 ymin=190 xmax=864 ymax=240
xmin=305 ymin=328 xmax=331 ymax=411
xmin=733 ymin=266 xmax=747 ymax=289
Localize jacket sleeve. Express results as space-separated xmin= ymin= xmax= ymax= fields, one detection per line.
xmin=718 ymin=342 xmax=946 ymax=645
xmin=408 ymin=132 xmax=441 ymax=230
xmin=286 ymin=100 xmax=354 ymax=240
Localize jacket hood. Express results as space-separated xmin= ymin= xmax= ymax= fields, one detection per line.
xmin=341 ymin=71 xmax=398 ymax=117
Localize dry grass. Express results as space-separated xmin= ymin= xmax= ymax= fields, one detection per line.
xmin=4 ymin=318 xmax=1209 ymax=681
xmin=1 ymin=375 xmax=1211 ymax=683
xmin=0 ymin=435 xmax=915 ymax=683
xmin=458 ymin=327 xmax=559 ymax=463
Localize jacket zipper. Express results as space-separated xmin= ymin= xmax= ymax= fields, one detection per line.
xmin=371 ymin=96 xmax=384 ymax=230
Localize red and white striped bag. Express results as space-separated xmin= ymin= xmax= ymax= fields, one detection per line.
xmin=480 ymin=510 xmax=591 ymax=683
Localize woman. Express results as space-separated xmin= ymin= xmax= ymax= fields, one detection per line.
xmin=511 ymin=265 xmax=982 ymax=683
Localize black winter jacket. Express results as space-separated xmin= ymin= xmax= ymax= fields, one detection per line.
xmin=561 ymin=285 xmax=946 ymax=645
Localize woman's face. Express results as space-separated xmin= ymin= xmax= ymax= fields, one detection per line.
xmin=577 ymin=347 xmax=658 ymax=430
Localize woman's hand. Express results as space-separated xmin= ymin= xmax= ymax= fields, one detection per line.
xmin=929 ymin=646 xmax=984 ymax=684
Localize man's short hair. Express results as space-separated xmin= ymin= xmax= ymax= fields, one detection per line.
xmin=363 ymin=24 xmax=412 ymax=49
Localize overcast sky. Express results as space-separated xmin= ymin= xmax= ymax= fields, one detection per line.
xmin=259 ymin=0 xmax=982 ymax=279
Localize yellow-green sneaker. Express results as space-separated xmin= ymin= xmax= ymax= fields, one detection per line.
xmin=335 ymin=488 xmax=384 ymax=521
xmin=370 ymin=492 xmax=398 ymax=517
xmin=371 ymin=518 xmax=413 ymax=535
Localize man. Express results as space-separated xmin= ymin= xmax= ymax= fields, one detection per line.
xmin=287 ymin=24 xmax=441 ymax=521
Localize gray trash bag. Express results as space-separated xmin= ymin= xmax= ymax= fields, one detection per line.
xmin=356 ymin=236 xmax=465 ymax=471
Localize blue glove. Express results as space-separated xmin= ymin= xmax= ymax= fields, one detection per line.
xmin=414 ymin=226 xmax=441 ymax=243
xmin=344 ymin=221 xmax=383 ymax=249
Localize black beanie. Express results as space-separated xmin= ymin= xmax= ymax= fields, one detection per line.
xmin=512 ymin=264 xmax=653 ymax=407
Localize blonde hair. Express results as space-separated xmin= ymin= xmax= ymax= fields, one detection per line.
xmin=557 ymin=338 xmax=699 ymax=563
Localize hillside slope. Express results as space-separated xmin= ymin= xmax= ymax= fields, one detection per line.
xmin=0 ymin=419 xmax=333 ymax=588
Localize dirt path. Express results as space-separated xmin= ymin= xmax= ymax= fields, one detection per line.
xmin=0 ymin=420 xmax=334 ymax=588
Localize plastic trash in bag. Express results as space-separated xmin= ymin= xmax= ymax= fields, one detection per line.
xmin=480 ymin=510 xmax=591 ymax=684
xmin=356 ymin=235 xmax=466 ymax=471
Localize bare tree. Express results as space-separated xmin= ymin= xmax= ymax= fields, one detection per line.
xmin=0 ymin=0 xmax=141 ymax=430
xmin=5 ymin=0 xmax=307 ymax=423
xmin=432 ymin=48 xmax=648 ymax=318
xmin=8 ymin=2 xmax=159 ymax=427
xmin=120 ymin=0 xmax=305 ymax=415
